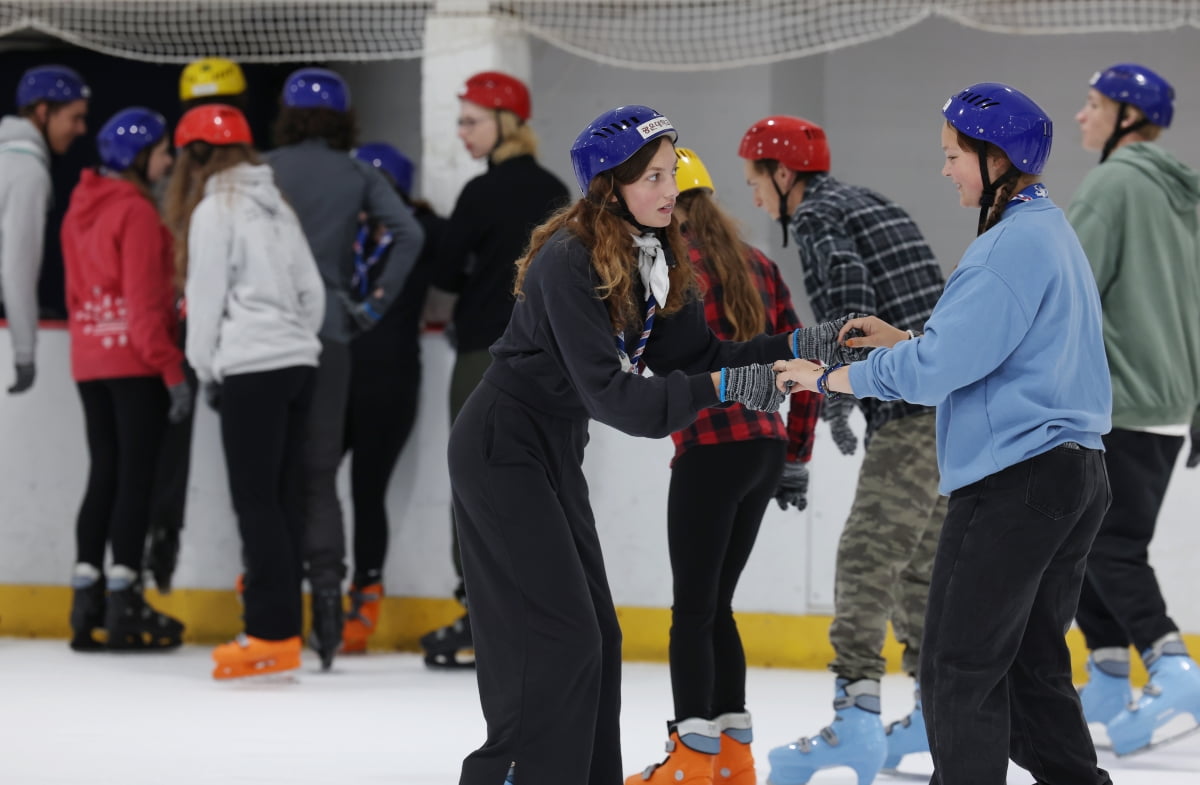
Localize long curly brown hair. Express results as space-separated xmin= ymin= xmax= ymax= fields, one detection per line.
xmin=677 ymin=189 xmax=766 ymax=341
xmin=513 ymin=137 xmax=695 ymax=332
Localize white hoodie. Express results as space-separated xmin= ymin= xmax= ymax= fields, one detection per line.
xmin=184 ymin=162 xmax=325 ymax=384
xmin=0 ymin=115 xmax=52 ymax=365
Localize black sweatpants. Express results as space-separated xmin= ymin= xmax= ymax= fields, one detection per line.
xmin=667 ymin=439 xmax=785 ymax=721
xmin=449 ymin=381 xmax=622 ymax=785
xmin=220 ymin=366 xmax=314 ymax=640
xmin=1075 ymin=428 xmax=1184 ymax=652
xmin=447 ymin=348 xmax=494 ymax=607
xmin=146 ymin=321 xmax=195 ymax=559
xmin=302 ymin=338 xmax=352 ymax=590
xmin=346 ymin=328 xmax=421 ymax=586
xmin=75 ymin=377 xmax=169 ymax=570
xmin=921 ymin=444 xmax=1112 ymax=785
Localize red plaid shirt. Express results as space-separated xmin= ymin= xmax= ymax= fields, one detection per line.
xmin=670 ymin=241 xmax=821 ymax=464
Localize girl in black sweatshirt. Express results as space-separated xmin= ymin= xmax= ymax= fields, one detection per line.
xmin=448 ymin=105 xmax=841 ymax=785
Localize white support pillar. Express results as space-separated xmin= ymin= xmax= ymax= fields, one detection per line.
xmin=421 ymin=1 xmax=532 ymax=216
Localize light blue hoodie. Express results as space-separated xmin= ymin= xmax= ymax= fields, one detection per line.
xmin=849 ymin=197 xmax=1112 ymax=493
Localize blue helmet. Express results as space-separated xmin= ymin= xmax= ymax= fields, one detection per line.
xmin=942 ymin=83 xmax=1052 ymax=175
xmin=569 ymin=105 xmax=678 ymax=194
xmin=1090 ymin=63 xmax=1174 ymax=128
xmin=97 ymin=108 xmax=168 ymax=171
xmin=354 ymin=142 xmax=414 ymax=196
xmin=282 ymin=67 xmax=350 ymax=112
xmin=16 ymin=65 xmax=91 ymax=110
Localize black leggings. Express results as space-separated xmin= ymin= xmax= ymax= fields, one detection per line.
xmin=667 ymin=439 xmax=785 ymax=721
xmin=220 ymin=366 xmax=314 ymax=641
xmin=345 ymin=336 xmax=421 ymax=587
xmin=75 ymin=377 xmax=169 ymax=571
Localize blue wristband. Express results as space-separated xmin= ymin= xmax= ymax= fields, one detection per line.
xmin=817 ymin=362 xmax=845 ymax=396
xmin=791 ymin=328 xmax=800 ymax=359
xmin=362 ymin=301 xmax=382 ymax=321
xmin=719 ymin=368 xmax=728 ymax=402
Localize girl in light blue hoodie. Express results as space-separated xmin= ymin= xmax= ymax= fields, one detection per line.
xmin=776 ymin=84 xmax=1113 ymax=785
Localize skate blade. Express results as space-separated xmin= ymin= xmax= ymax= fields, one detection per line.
xmin=879 ymin=767 xmax=930 ymax=780
xmin=1105 ymin=715 xmax=1200 ymax=758
xmin=213 ymin=657 xmax=301 ymax=682
xmin=423 ymin=648 xmax=476 ymax=669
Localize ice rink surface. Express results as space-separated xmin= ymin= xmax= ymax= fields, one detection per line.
xmin=2 ymin=639 xmax=1198 ymax=784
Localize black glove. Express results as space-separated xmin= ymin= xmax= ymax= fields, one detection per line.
xmin=792 ymin=314 xmax=870 ymax=366
xmin=166 ymin=381 xmax=194 ymax=424
xmin=7 ymin=362 xmax=34 ymax=394
xmin=721 ymin=364 xmax=785 ymax=413
xmin=775 ymin=461 xmax=810 ymax=511
xmin=1188 ymin=428 xmax=1200 ymax=469
xmin=204 ymin=382 xmax=222 ymax=412
xmin=822 ymin=395 xmax=858 ymax=456
xmin=341 ymin=292 xmax=381 ymax=334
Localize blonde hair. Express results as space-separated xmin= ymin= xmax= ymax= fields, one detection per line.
xmin=1095 ymin=93 xmax=1163 ymax=141
xmin=162 ymin=143 xmax=259 ymax=287
xmin=677 ymin=189 xmax=766 ymax=341
xmin=514 ymin=138 xmax=696 ymax=332
xmin=491 ymin=110 xmax=539 ymax=163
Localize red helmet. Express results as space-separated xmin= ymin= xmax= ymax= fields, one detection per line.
xmin=458 ymin=71 xmax=531 ymax=121
xmin=174 ymin=103 xmax=253 ymax=148
xmin=738 ymin=115 xmax=830 ymax=172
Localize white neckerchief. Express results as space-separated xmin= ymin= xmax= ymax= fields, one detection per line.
xmin=631 ymin=232 xmax=670 ymax=306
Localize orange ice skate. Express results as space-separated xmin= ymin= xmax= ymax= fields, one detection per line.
xmin=713 ymin=712 xmax=756 ymax=785
xmin=341 ymin=583 xmax=382 ymax=654
xmin=626 ymin=718 xmax=719 ymax=785
xmin=212 ymin=634 xmax=301 ymax=680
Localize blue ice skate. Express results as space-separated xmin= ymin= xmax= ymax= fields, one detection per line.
xmin=1078 ymin=650 xmax=1131 ymax=726
xmin=1107 ymin=637 xmax=1200 ymax=756
xmin=767 ymin=679 xmax=886 ymax=785
xmin=882 ymin=684 xmax=927 ymax=771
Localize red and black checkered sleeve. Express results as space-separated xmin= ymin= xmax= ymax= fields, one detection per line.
xmin=754 ymin=248 xmax=820 ymax=463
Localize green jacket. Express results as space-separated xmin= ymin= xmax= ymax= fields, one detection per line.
xmin=1067 ymin=142 xmax=1200 ymax=429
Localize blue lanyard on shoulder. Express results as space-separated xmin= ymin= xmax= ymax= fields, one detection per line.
xmin=351 ymin=222 xmax=394 ymax=298
xmin=1007 ymin=183 xmax=1048 ymax=205
xmin=615 ymin=294 xmax=658 ymax=375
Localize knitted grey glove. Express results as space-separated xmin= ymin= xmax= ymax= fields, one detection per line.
xmin=721 ymin=364 xmax=785 ymax=413
xmin=822 ymin=394 xmax=858 ymax=456
xmin=775 ymin=461 xmax=810 ymax=511
xmin=792 ymin=313 xmax=871 ymax=366
xmin=7 ymin=362 xmax=34 ymax=394
xmin=166 ymin=380 xmax=194 ymax=425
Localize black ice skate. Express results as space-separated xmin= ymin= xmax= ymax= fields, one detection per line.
xmin=69 ymin=568 xmax=106 ymax=652
xmin=104 ymin=583 xmax=184 ymax=650
xmin=308 ymin=587 xmax=344 ymax=671
xmin=420 ymin=613 xmax=475 ymax=669
xmin=145 ymin=522 xmax=181 ymax=595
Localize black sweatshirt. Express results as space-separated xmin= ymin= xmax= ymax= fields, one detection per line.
xmin=432 ymin=154 xmax=569 ymax=353
xmin=485 ymin=229 xmax=794 ymax=439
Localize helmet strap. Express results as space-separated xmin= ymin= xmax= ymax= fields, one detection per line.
xmin=1100 ymin=103 xmax=1149 ymax=164
xmin=606 ymin=189 xmax=663 ymax=237
xmin=975 ymin=142 xmax=1018 ymax=236
xmin=773 ymin=175 xmax=800 ymax=248
xmin=486 ymin=109 xmax=504 ymax=162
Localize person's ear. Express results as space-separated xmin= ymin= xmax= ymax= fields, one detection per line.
xmin=774 ymin=166 xmax=795 ymax=191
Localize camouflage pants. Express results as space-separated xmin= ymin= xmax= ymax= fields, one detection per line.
xmin=829 ymin=411 xmax=946 ymax=681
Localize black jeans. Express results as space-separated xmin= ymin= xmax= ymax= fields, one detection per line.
xmin=75 ymin=377 xmax=169 ymax=570
xmin=667 ymin=439 xmax=784 ymax=721
xmin=302 ymin=338 xmax=352 ymax=590
xmin=221 ymin=366 xmax=314 ymax=640
xmin=450 ymin=382 xmax=622 ymax=785
xmin=1075 ymin=428 xmax=1184 ymax=652
xmin=345 ymin=338 xmax=420 ymax=586
xmin=921 ymin=444 xmax=1112 ymax=785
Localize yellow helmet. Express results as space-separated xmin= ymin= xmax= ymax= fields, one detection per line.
xmin=675 ymin=147 xmax=715 ymax=195
xmin=179 ymin=57 xmax=247 ymax=101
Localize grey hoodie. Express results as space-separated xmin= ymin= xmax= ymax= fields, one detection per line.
xmin=184 ymin=163 xmax=325 ymax=384
xmin=0 ymin=115 xmax=52 ymax=365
